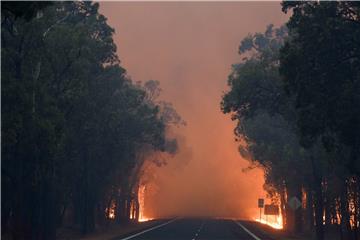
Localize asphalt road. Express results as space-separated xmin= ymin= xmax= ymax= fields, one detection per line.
xmin=117 ymin=218 xmax=274 ymax=240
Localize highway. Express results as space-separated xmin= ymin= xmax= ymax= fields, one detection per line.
xmin=116 ymin=218 xmax=274 ymax=240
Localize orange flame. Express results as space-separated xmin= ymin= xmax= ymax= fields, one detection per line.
xmin=255 ymin=214 xmax=283 ymax=229
xmin=106 ymin=200 xmax=116 ymax=219
xmin=138 ymin=185 xmax=153 ymax=222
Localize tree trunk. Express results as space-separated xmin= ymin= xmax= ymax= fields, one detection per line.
xmin=42 ymin=177 xmax=56 ymax=240
xmin=80 ymin=148 xmax=95 ymax=235
xmin=279 ymin=185 xmax=287 ymax=230
xmin=306 ymin=188 xmax=314 ymax=232
xmin=115 ymin=193 xmax=128 ymax=223
xmin=125 ymin=196 xmax=131 ymax=221
xmin=340 ymin=180 xmax=352 ymax=240
xmin=286 ymin=183 xmax=303 ymax=234
xmin=135 ymin=197 xmax=140 ymax=222
xmin=310 ymin=150 xmax=324 ymax=240
xmin=314 ymin=178 xmax=324 ymax=240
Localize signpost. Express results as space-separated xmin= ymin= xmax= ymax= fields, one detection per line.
xmin=263 ymin=204 xmax=280 ymax=224
xmin=258 ymin=198 xmax=264 ymax=208
xmin=258 ymin=198 xmax=264 ymax=221
xmin=288 ymin=196 xmax=301 ymax=211
xmin=256 ymin=198 xmax=281 ymax=227
xmin=264 ymin=204 xmax=279 ymax=215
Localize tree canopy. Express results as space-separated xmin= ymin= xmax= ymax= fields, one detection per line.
xmin=222 ymin=8 xmax=360 ymax=238
xmin=2 ymin=2 xmax=183 ymax=239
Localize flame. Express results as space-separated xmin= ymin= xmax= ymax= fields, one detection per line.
xmin=139 ymin=217 xmax=153 ymax=222
xmin=108 ymin=211 xmax=115 ymax=219
xmin=255 ymin=214 xmax=283 ymax=229
xmin=130 ymin=200 xmax=136 ymax=220
xmin=106 ymin=200 xmax=116 ymax=219
xmin=138 ymin=185 xmax=153 ymax=222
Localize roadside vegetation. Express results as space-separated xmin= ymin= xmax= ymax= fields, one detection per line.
xmin=221 ymin=2 xmax=360 ymax=240
xmin=2 ymin=2 xmax=183 ymax=239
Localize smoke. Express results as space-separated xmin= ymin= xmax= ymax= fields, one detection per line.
xmin=143 ymin=135 xmax=265 ymax=219
xmin=100 ymin=2 xmax=288 ymax=220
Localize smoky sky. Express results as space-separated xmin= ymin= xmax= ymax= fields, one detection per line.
xmin=100 ymin=2 xmax=289 ymax=219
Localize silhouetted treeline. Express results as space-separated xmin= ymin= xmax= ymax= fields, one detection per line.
xmin=222 ymin=2 xmax=359 ymax=240
xmin=2 ymin=2 xmax=182 ymax=239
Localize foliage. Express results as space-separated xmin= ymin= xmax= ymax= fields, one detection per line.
xmin=280 ymin=1 xmax=360 ymax=173
xmin=222 ymin=17 xmax=360 ymax=240
xmin=1 ymin=2 xmax=182 ymax=239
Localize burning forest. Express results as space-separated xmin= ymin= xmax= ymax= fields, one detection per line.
xmin=2 ymin=1 xmax=360 ymax=240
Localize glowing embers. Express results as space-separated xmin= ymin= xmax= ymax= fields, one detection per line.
xmin=139 ymin=217 xmax=153 ymax=222
xmin=255 ymin=214 xmax=283 ymax=229
xmin=138 ymin=185 xmax=153 ymax=222
xmin=109 ymin=210 xmax=115 ymax=219
xmin=106 ymin=201 xmax=116 ymax=219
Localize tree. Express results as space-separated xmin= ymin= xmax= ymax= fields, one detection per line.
xmin=221 ymin=25 xmax=308 ymax=233
xmin=280 ymin=1 xmax=360 ymax=174
xmin=221 ymin=23 xmax=360 ymax=240
xmin=2 ymin=2 xmax=183 ymax=239
xmin=280 ymin=2 xmax=360 ymax=239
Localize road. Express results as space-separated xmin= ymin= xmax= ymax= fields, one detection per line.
xmin=116 ymin=218 xmax=274 ymax=240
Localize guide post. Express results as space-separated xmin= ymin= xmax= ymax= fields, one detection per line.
xmin=258 ymin=198 xmax=264 ymax=222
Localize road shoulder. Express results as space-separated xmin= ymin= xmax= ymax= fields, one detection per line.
xmin=238 ymin=221 xmax=314 ymax=240
xmin=57 ymin=219 xmax=168 ymax=240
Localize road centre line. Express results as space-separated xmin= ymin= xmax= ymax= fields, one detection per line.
xmin=192 ymin=220 xmax=205 ymax=240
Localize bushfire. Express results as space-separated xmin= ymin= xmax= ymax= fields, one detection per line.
xmin=105 ymin=183 xmax=283 ymax=227
xmin=105 ymin=185 xmax=153 ymax=222
xmin=255 ymin=214 xmax=283 ymax=229
xmin=138 ymin=185 xmax=153 ymax=222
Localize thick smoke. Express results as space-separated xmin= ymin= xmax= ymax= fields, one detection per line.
xmin=100 ymin=2 xmax=288 ymax=220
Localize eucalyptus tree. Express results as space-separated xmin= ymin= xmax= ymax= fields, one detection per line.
xmin=221 ymin=25 xmax=304 ymax=232
xmin=221 ymin=25 xmax=330 ymax=236
xmin=2 ymin=1 xmax=183 ymax=239
xmin=280 ymin=2 xmax=360 ymax=239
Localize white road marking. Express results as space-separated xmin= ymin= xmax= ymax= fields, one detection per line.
xmin=192 ymin=220 xmax=205 ymax=240
xmin=119 ymin=218 xmax=177 ymax=240
xmin=233 ymin=220 xmax=262 ymax=240
xmin=198 ymin=221 xmax=205 ymax=231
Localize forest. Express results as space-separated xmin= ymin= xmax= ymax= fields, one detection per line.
xmin=2 ymin=1 xmax=360 ymax=240
xmin=2 ymin=2 xmax=183 ymax=239
xmin=221 ymin=2 xmax=360 ymax=240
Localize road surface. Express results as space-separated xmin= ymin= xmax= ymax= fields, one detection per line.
xmin=116 ymin=218 xmax=274 ymax=240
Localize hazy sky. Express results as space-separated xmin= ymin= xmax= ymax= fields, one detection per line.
xmin=100 ymin=2 xmax=289 ymax=219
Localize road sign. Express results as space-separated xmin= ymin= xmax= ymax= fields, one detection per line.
xmin=258 ymin=198 xmax=264 ymax=208
xmin=264 ymin=204 xmax=279 ymax=215
xmin=288 ymin=196 xmax=302 ymax=210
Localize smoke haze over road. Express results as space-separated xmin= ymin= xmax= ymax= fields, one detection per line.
xmin=100 ymin=2 xmax=289 ymax=220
